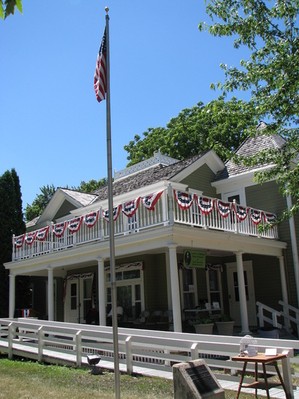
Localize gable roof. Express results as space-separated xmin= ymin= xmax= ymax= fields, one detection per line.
xmin=215 ymin=133 xmax=286 ymax=181
xmin=94 ymin=154 xmax=203 ymax=202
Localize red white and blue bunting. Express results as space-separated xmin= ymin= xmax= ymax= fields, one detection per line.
xmin=263 ymin=212 xmax=277 ymax=224
xmin=233 ymin=203 xmax=248 ymax=221
xmin=83 ymin=211 xmax=98 ymax=228
xmin=68 ymin=217 xmax=82 ymax=234
xmin=52 ymin=222 xmax=66 ymax=238
xmin=25 ymin=231 xmax=37 ymax=245
xmin=103 ymin=204 xmax=122 ymax=222
xmin=122 ymin=197 xmax=141 ymax=217
xmin=217 ymin=200 xmax=231 ymax=218
xmin=142 ymin=191 xmax=163 ymax=211
xmin=174 ymin=190 xmax=194 ymax=210
xmin=36 ymin=226 xmax=50 ymax=241
xmin=197 ymin=196 xmax=214 ymax=215
xmin=250 ymin=209 xmax=262 ymax=225
xmin=15 ymin=234 xmax=25 ymax=248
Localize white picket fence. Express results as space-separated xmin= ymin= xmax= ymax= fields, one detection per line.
xmin=0 ymin=318 xmax=298 ymax=398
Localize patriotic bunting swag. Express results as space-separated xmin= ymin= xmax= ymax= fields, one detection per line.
xmin=174 ymin=190 xmax=194 ymax=210
xmin=250 ymin=209 xmax=263 ymax=225
xmin=122 ymin=197 xmax=141 ymax=217
xmin=52 ymin=222 xmax=66 ymax=238
xmin=103 ymin=204 xmax=122 ymax=222
xmin=83 ymin=211 xmax=98 ymax=228
xmin=197 ymin=196 xmax=214 ymax=215
xmin=25 ymin=232 xmax=37 ymax=245
xmin=68 ymin=217 xmax=82 ymax=234
xmin=264 ymin=212 xmax=277 ymax=224
xmin=36 ymin=226 xmax=50 ymax=241
xmin=15 ymin=234 xmax=25 ymax=248
xmin=142 ymin=191 xmax=163 ymax=211
xmin=233 ymin=204 xmax=248 ymax=221
xmin=217 ymin=200 xmax=231 ymax=218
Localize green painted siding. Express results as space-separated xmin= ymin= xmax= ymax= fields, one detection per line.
xmin=143 ymin=254 xmax=168 ymax=311
xmin=246 ymin=182 xmax=298 ymax=305
xmin=181 ymin=164 xmax=218 ymax=197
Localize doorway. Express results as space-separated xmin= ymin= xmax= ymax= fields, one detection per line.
xmin=65 ymin=273 xmax=94 ymax=324
xmin=226 ymin=261 xmax=257 ymax=327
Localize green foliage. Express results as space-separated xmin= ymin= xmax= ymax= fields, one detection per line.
xmin=124 ymin=97 xmax=257 ymax=166
xmin=0 ymin=0 xmax=22 ymax=19
xmin=78 ymin=178 xmax=107 ymax=193
xmin=0 ymin=169 xmax=25 ymax=316
xmin=200 ymin=0 xmax=299 ymax=217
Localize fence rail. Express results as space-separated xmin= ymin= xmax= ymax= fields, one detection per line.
xmin=0 ymin=318 xmax=297 ymax=398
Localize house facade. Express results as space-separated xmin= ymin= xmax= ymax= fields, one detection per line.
xmin=5 ymin=135 xmax=299 ymax=335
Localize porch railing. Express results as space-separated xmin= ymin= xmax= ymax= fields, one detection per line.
xmin=12 ymin=187 xmax=278 ymax=261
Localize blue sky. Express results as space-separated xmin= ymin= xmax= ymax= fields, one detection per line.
xmin=1 ymin=0 xmax=248 ymax=209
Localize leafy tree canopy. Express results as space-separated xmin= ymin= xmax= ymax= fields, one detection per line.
xmin=124 ymin=97 xmax=257 ymax=166
xmin=0 ymin=0 xmax=22 ymax=19
xmin=199 ymin=0 xmax=299 ymax=217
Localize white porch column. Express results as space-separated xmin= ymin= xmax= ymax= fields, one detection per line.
xmin=165 ymin=251 xmax=172 ymax=310
xmin=98 ymin=257 xmax=106 ymax=326
xmin=278 ymin=255 xmax=291 ymax=331
xmin=168 ymin=244 xmax=182 ymax=332
xmin=9 ymin=273 xmax=16 ymax=318
xmin=47 ymin=267 xmax=54 ymax=321
xmin=235 ymin=252 xmax=250 ymax=335
xmin=287 ymin=195 xmax=299 ymax=305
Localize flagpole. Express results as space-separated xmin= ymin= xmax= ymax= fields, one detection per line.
xmin=104 ymin=7 xmax=121 ymax=399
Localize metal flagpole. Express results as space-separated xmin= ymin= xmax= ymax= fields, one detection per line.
xmin=104 ymin=7 xmax=121 ymax=399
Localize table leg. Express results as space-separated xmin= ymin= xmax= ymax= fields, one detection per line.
xmin=274 ymin=362 xmax=291 ymax=399
xmin=262 ymin=363 xmax=270 ymax=399
xmin=236 ymin=361 xmax=247 ymax=399
xmin=254 ymin=362 xmax=258 ymax=398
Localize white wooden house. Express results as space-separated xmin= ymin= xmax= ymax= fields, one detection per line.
xmin=5 ymin=132 xmax=299 ymax=335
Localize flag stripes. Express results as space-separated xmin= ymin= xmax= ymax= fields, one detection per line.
xmin=94 ymin=28 xmax=107 ymax=102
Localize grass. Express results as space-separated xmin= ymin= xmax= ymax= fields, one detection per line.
xmin=0 ymin=356 xmax=292 ymax=399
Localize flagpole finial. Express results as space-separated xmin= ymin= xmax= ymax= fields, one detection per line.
xmin=105 ymin=6 xmax=109 ymax=13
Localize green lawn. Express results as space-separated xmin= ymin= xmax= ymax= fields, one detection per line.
xmin=0 ymin=356 xmax=290 ymax=399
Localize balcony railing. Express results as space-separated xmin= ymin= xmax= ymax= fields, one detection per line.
xmin=12 ymin=187 xmax=278 ymax=261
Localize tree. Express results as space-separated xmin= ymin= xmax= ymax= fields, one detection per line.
xmin=0 ymin=169 xmax=25 ymax=317
xmin=0 ymin=0 xmax=22 ymax=19
xmin=124 ymin=97 xmax=257 ymax=166
xmin=199 ymin=0 xmax=299 ymax=216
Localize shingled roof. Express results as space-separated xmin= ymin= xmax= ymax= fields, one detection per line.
xmin=215 ymin=133 xmax=285 ymax=181
xmin=94 ymin=154 xmax=202 ymax=202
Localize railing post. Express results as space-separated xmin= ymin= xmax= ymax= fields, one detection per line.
xmin=12 ymin=234 xmax=16 ymax=261
xmin=8 ymin=322 xmax=16 ymax=360
xmin=99 ymin=207 xmax=104 ymax=239
xmin=37 ymin=326 xmax=44 ymax=363
xmin=191 ymin=342 xmax=199 ymax=360
xmin=50 ymin=222 xmax=54 ymax=253
xmin=256 ymin=302 xmax=264 ymax=328
xmin=167 ymin=184 xmax=174 ymax=226
xmin=125 ymin=336 xmax=133 ymax=375
xmin=75 ymin=330 xmax=82 ymax=367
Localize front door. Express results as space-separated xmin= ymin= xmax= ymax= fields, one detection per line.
xmin=65 ymin=275 xmax=94 ymax=323
xmin=226 ymin=261 xmax=257 ymax=327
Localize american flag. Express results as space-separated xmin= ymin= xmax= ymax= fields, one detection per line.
xmin=94 ymin=29 xmax=107 ymax=102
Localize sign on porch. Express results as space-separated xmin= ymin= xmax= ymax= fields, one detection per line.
xmin=184 ymin=250 xmax=206 ymax=269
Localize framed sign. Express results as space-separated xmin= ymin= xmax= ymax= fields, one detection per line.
xmin=183 ymin=250 xmax=206 ymax=268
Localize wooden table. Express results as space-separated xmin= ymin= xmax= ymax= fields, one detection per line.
xmin=231 ymin=353 xmax=291 ymax=399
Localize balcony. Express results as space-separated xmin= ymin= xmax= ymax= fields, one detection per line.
xmin=12 ymin=188 xmax=278 ymax=261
